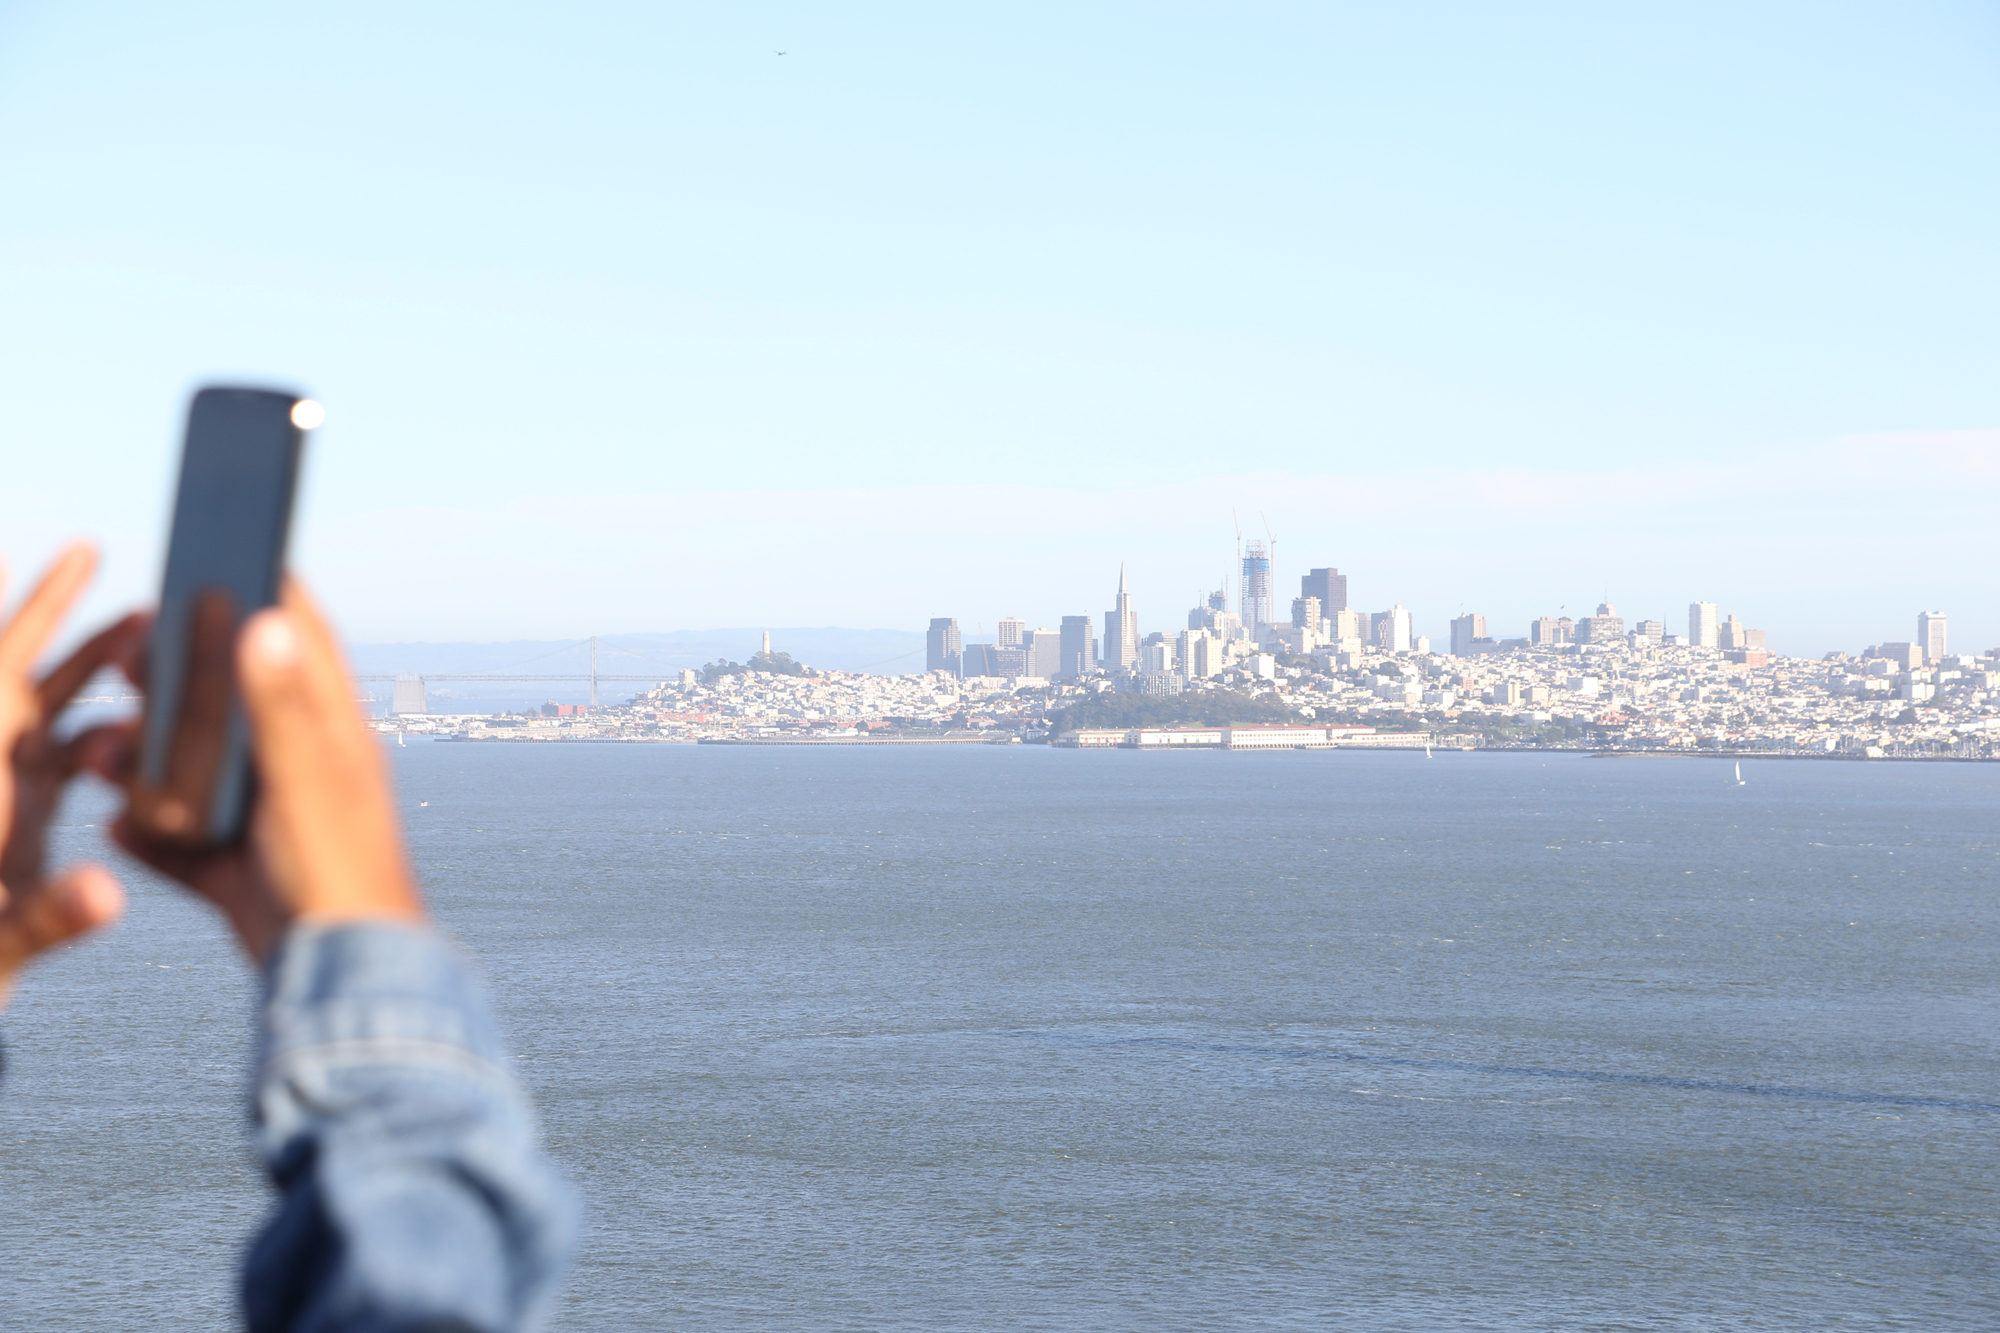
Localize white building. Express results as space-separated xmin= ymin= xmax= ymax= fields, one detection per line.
xmin=391 ymin=673 xmax=427 ymax=716
xmin=1918 ymin=611 xmax=1947 ymax=663
xmin=1376 ymin=605 xmax=1414 ymax=653
xmin=1689 ymin=601 xmax=1719 ymax=650
xmin=1182 ymin=631 xmax=1226 ymax=680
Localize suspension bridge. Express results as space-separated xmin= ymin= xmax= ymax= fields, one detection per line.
xmin=357 ymin=636 xmax=690 ymax=708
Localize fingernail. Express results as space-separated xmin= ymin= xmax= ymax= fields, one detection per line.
xmin=246 ymin=613 xmax=301 ymax=668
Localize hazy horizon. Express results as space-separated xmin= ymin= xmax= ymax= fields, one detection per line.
xmin=3 ymin=4 xmax=1993 ymax=658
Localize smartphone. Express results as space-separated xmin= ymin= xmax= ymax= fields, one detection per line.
xmin=135 ymin=386 xmax=312 ymax=845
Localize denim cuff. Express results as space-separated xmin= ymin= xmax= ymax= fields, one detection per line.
xmin=257 ymin=919 xmax=510 ymax=1090
xmin=247 ymin=919 xmax=575 ymax=1333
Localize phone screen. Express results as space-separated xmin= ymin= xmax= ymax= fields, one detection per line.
xmin=136 ymin=386 xmax=309 ymax=845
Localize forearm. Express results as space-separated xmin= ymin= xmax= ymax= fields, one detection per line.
xmin=248 ymin=921 xmax=576 ymax=1333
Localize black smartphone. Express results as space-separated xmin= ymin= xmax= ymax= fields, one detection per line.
xmin=135 ymin=386 xmax=313 ymax=845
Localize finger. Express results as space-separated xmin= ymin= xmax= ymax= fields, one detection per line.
xmin=109 ymin=812 xmax=214 ymax=884
xmin=110 ymin=812 xmax=286 ymax=961
xmin=110 ymin=812 xmax=186 ymax=876
xmin=67 ymin=719 xmax=140 ymax=786
xmin=242 ymin=583 xmax=375 ymax=778
xmin=279 ymin=580 xmax=363 ymax=731
xmin=238 ymin=586 xmax=422 ymax=922
xmin=0 ymin=862 xmax=125 ymax=982
xmin=36 ymin=612 xmax=148 ymax=719
xmin=117 ymin=611 xmax=154 ymax=687
xmin=238 ymin=602 xmax=374 ymax=807
xmin=0 ymin=543 xmax=98 ymax=682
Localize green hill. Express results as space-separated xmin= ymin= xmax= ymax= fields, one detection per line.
xmin=1043 ymin=690 xmax=1299 ymax=734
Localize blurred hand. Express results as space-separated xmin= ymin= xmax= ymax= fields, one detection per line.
xmin=110 ymin=579 xmax=425 ymax=961
xmin=0 ymin=544 xmax=130 ymax=1010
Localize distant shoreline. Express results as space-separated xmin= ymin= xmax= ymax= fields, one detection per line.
xmin=428 ymin=734 xmax=1997 ymax=762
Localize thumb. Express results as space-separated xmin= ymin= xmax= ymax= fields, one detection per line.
xmin=0 ymin=864 xmax=126 ymax=998
xmin=237 ymin=598 xmax=385 ymax=831
xmin=237 ymin=606 xmax=338 ymax=789
xmin=236 ymin=592 xmax=421 ymax=925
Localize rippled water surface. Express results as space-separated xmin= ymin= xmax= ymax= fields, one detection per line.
xmin=5 ymin=744 xmax=1998 ymax=1330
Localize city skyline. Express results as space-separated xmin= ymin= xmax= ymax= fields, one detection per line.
xmin=915 ymin=558 xmax=1962 ymax=679
xmin=9 ymin=433 xmax=1995 ymax=662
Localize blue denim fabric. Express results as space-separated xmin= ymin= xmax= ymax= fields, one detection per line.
xmin=247 ymin=922 xmax=577 ymax=1333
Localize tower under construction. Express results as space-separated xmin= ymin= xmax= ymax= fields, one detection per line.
xmin=1240 ymin=540 xmax=1273 ymax=640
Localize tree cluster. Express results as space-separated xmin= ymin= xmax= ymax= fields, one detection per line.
xmin=699 ymin=650 xmax=814 ymax=685
xmin=1042 ymin=688 xmax=1297 ymax=735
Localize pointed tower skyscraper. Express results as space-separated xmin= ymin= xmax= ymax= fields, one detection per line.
xmin=1103 ymin=562 xmax=1140 ymax=672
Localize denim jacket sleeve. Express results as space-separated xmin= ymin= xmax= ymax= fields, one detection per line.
xmin=246 ymin=921 xmax=577 ymax=1333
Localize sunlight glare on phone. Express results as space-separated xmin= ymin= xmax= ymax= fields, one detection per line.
xmin=290 ymin=399 xmax=326 ymax=430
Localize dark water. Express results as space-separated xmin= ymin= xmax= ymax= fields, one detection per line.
xmin=4 ymin=745 xmax=1997 ymax=1330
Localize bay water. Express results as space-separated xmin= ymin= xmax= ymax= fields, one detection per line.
xmin=3 ymin=744 xmax=1996 ymax=1329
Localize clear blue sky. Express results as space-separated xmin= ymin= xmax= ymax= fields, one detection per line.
xmin=2 ymin=2 xmax=1995 ymax=657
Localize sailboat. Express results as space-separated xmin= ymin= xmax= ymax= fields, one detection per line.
xmin=398 ymin=732 xmax=406 ymax=748
xmin=1425 ymin=740 xmax=1433 ymax=758
xmin=1734 ymin=761 xmax=1744 ymax=786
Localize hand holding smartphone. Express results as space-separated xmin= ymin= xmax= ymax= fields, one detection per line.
xmin=131 ymin=387 xmax=314 ymax=846
xmin=110 ymin=388 xmax=425 ymax=961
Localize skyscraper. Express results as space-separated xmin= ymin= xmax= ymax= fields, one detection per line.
xmin=1575 ymin=602 xmax=1624 ymax=645
xmin=926 ymin=617 xmax=962 ymax=676
xmin=997 ymin=617 xmax=1026 ymax=648
xmin=1375 ymin=605 xmax=1414 ymax=652
xmin=1102 ymin=563 xmax=1139 ymax=672
xmin=960 ymin=643 xmax=997 ymax=677
xmin=1058 ymin=615 xmax=1098 ymax=679
xmin=1450 ymin=612 xmax=1487 ymax=656
xmin=1188 ymin=588 xmax=1242 ymax=641
xmin=1023 ymin=628 xmax=1063 ymax=678
xmin=390 ymin=673 xmax=427 ymax=716
xmin=1689 ymin=601 xmax=1718 ymax=650
xmin=1184 ymin=632 xmax=1226 ymax=679
xmin=1300 ymin=567 xmax=1348 ymax=616
xmin=1291 ymin=596 xmax=1321 ymax=630
xmin=1918 ymin=610 xmax=1947 ymax=663
xmin=1240 ymin=541 xmax=1273 ymax=638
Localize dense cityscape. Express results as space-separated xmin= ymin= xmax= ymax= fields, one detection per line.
xmin=386 ymin=547 xmax=1996 ymax=760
